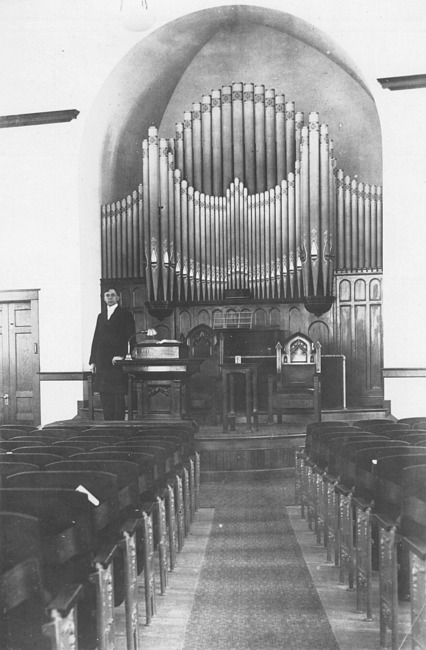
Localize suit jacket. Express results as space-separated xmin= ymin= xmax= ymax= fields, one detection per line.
xmin=89 ymin=306 xmax=135 ymax=394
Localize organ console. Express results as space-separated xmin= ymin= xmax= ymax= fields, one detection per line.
xmin=100 ymin=81 xmax=383 ymax=310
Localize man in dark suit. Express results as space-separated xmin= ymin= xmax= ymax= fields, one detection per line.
xmin=89 ymin=286 xmax=135 ymax=420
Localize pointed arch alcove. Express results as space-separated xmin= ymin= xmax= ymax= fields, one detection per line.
xmin=80 ymin=5 xmax=383 ymax=409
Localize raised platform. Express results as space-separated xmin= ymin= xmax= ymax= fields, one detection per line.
xmin=74 ymin=403 xmax=391 ymax=480
xmin=195 ymin=405 xmax=391 ymax=480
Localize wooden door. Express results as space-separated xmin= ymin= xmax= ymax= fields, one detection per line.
xmin=0 ymin=290 xmax=40 ymax=425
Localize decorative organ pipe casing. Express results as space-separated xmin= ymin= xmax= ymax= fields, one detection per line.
xmin=100 ymin=82 xmax=383 ymax=303
xmin=243 ymin=83 xmax=255 ymax=193
xmin=285 ymin=102 xmax=296 ymax=175
xmin=334 ymin=174 xmax=383 ymax=273
xmin=254 ymin=85 xmax=266 ymax=193
xmin=320 ymin=124 xmax=330 ymax=295
xmin=276 ymin=95 xmax=286 ymax=186
xmin=201 ymin=96 xmax=212 ymax=195
xmin=222 ymin=85 xmax=233 ymax=193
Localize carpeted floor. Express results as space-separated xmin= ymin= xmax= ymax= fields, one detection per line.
xmin=183 ymin=478 xmax=340 ymax=650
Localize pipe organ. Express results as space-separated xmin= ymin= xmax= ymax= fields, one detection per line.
xmin=101 ymin=83 xmax=383 ymax=308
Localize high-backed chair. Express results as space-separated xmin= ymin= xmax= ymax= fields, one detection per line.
xmin=186 ymin=324 xmax=221 ymax=425
xmin=268 ymin=332 xmax=321 ymax=423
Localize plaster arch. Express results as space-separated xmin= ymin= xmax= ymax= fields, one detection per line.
xmin=80 ymin=4 xmax=381 ymax=204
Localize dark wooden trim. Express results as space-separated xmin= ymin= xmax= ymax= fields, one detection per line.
xmin=0 ymin=110 xmax=79 ymax=128
xmin=383 ymin=368 xmax=426 ymax=378
xmin=377 ymin=74 xmax=426 ymax=91
xmin=39 ymin=372 xmax=92 ymax=381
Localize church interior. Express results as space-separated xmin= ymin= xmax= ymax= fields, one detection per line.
xmin=1 ymin=1 xmax=426 ymax=649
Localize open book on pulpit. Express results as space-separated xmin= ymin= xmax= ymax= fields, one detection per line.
xmin=132 ymin=339 xmax=189 ymax=360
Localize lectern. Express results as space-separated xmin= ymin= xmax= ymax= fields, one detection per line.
xmin=117 ymin=341 xmax=196 ymax=421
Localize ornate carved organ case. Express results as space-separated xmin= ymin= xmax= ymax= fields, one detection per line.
xmin=100 ymin=82 xmax=383 ymax=407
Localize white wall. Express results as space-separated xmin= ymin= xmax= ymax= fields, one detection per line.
xmin=1 ymin=0 xmax=425 ymax=420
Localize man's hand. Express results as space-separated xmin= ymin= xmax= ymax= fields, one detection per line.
xmin=112 ymin=356 xmax=124 ymax=365
xmin=90 ymin=363 xmax=96 ymax=373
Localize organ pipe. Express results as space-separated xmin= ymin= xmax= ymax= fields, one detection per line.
xmin=100 ymin=83 xmax=383 ymax=303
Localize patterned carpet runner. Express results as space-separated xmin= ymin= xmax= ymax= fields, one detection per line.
xmin=183 ymin=478 xmax=340 ymax=650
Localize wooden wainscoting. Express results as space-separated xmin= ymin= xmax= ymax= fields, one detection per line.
xmin=197 ymin=433 xmax=304 ymax=481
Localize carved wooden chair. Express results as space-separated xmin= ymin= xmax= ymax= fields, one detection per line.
xmin=268 ymin=332 xmax=321 ymax=424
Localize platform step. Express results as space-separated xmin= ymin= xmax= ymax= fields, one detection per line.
xmin=321 ymin=407 xmax=391 ymax=422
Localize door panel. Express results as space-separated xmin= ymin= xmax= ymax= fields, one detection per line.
xmin=0 ymin=292 xmax=40 ymax=425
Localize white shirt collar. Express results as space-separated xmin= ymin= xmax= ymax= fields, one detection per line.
xmin=107 ymin=304 xmax=118 ymax=319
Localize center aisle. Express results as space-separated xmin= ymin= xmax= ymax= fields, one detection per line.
xmin=183 ymin=478 xmax=340 ymax=650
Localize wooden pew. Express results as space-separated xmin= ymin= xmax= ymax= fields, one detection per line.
xmin=0 ymin=440 xmax=45 ymax=451
xmin=400 ymin=464 xmax=426 ymax=650
xmin=374 ymin=454 xmax=426 ymax=650
xmin=323 ymin=435 xmax=391 ymax=566
xmin=397 ymin=417 xmax=426 ymax=427
xmin=0 ymin=452 xmax=63 ymax=467
xmin=0 ymin=488 xmax=94 ymax=649
xmin=6 ymin=445 xmax=84 ymax=458
xmin=359 ymin=422 xmax=411 ymax=435
xmin=295 ymin=422 xmax=349 ymax=530
xmin=113 ymin=440 xmax=191 ymax=541
xmin=0 ymin=461 xmax=39 ymax=486
xmin=0 ymin=511 xmax=83 ymax=650
xmin=38 ymin=427 xmax=82 ymax=440
xmin=351 ymin=445 xmax=413 ymax=619
xmin=44 ymin=460 xmax=149 ymax=642
xmin=306 ymin=429 xmax=377 ymax=543
xmin=329 ymin=437 xmax=394 ymax=587
xmin=9 ymin=433 xmax=63 ymax=443
xmin=70 ymin=450 xmax=179 ymax=572
xmin=0 ymin=425 xmax=38 ymax=438
xmin=297 ymin=422 xmax=358 ymax=522
xmin=351 ymin=418 xmax=395 ymax=429
xmin=52 ymin=438 xmax=119 ymax=452
xmin=4 ymin=471 xmax=127 ymax=647
xmin=132 ymin=430 xmax=200 ymax=513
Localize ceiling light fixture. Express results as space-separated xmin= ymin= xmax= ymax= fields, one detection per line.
xmin=120 ymin=0 xmax=157 ymax=32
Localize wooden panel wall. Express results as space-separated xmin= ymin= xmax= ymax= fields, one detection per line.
xmin=334 ymin=273 xmax=383 ymax=406
xmin=103 ymin=272 xmax=384 ymax=408
xmin=198 ymin=435 xmax=303 ymax=479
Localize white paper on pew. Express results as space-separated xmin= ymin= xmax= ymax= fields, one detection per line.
xmin=75 ymin=484 xmax=100 ymax=506
xmin=372 ymin=459 xmax=378 ymax=465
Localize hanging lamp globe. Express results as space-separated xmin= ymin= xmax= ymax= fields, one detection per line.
xmin=120 ymin=0 xmax=156 ymax=32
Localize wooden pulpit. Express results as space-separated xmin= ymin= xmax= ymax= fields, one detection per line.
xmin=117 ymin=341 xmax=197 ymax=421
